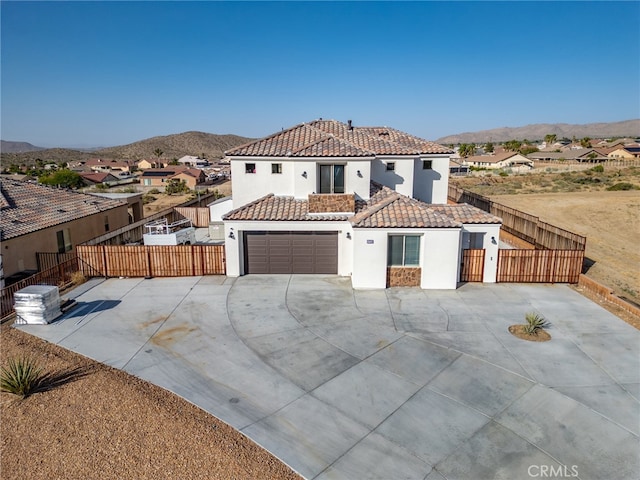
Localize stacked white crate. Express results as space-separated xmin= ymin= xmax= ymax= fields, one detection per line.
xmin=14 ymin=285 xmax=62 ymax=325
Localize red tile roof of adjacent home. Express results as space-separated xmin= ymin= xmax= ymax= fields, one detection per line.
xmin=224 ymin=181 xmax=501 ymax=227
xmin=0 ymin=178 xmax=126 ymax=240
xmin=79 ymin=172 xmax=115 ymax=183
xmin=225 ymin=119 xmax=453 ymax=157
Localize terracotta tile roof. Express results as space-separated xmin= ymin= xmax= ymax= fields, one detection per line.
xmin=0 ymin=178 xmax=126 ymax=240
xmin=225 ymin=119 xmax=452 ymax=157
xmin=350 ymin=191 xmax=460 ymax=229
xmin=223 ymin=194 xmax=352 ymax=221
xmin=430 ymin=204 xmax=502 ymax=224
xmin=224 ymin=181 xmax=500 ymax=228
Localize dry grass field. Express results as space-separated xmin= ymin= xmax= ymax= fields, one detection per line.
xmin=454 ymin=166 xmax=640 ymax=305
xmin=493 ymin=190 xmax=640 ymax=304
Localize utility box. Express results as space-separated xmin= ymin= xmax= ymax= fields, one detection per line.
xmin=14 ymin=285 xmax=62 ymax=325
xmin=209 ymin=222 xmax=225 ymax=241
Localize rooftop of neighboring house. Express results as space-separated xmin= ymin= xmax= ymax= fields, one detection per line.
xmin=140 ymin=166 xmax=189 ymax=177
xmin=225 ymin=119 xmax=453 ymax=158
xmin=223 ymin=182 xmax=501 ymax=227
xmin=0 ymin=177 xmax=126 ymax=240
xmin=84 ymin=158 xmax=134 ymax=168
xmin=79 ymin=172 xmax=116 ymax=183
xmin=463 ymin=151 xmax=526 ymax=164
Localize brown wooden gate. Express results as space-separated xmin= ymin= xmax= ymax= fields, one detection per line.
xmin=460 ymin=249 xmax=485 ymax=282
xmin=497 ymin=249 xmax=584 ymax=283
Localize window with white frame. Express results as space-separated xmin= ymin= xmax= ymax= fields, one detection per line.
xmin=319 ymin=164 xmax=345 ymax=193
xmin=271 ymin=163 xmax=282 ymax=174
xmin=422 ymin=160 xmax=433 ymax=170
xmin=245 ymin=163 xmax=256 ymax=174
xmin=386 ymin=162 xmax=395 ymax=171
xmin=388 ymin=235 xmax=420 ymax=266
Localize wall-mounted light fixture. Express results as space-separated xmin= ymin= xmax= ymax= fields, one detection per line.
xmin=302 ymin=171 xmax=307 ymax=178
xmin=357 ymin=170 xmax=362 ymax=178
xmin=346 ymin=232 xmax=352 ymax=239
xmin=228 ymin=228 xmax=235 ymax=240
xmin=491 ymin=236 xmax=497 ymax=245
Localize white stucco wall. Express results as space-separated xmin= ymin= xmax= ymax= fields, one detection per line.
xmin=352 ymin=227 xmax=462 ymax=290
xmin=461 ymin=224 xmax=501 ymax=283
xmin=230 ymin=157 xmax=375 ymax=206
xmin=351 ymin=229 xmax=389 ymax=289
xmin=230 ymin=157 xmax=296 ymax=206
xmin=208 ymin=197 xmax=234 ymax=222
xmin=420 ymin=228 xmax=461 ymax=289
xmin=370 ymin=157 xmax=415 ymax=199
xmin=413 ymin=155 xmax=451 ymax=204
xmin=223 ymin=220 xmax=352 ymax=277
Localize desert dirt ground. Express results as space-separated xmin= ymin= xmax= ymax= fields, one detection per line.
xmin=0 ymin=323 xmax=302 ymax=480
xmin=142 ymin=181 xmax=232 ymax=217
xmin=492 ymin=190 xmax=640 ymax=305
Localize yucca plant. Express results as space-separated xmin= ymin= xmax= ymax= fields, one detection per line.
xmin=523 ymin=312 xmax=549 ymax=335
xmin=0 ymin=356 xmax=43 ymax=398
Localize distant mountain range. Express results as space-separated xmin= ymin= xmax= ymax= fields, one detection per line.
xmin=435 ymin=119 xmax=640 ymax=145
xmin=3 ymin=120 xmax=639 ymax=168
xmin=1 ymin=140 xmax=46 ymax=154
xmin=0 ymin=131 xmax=255 ymax=167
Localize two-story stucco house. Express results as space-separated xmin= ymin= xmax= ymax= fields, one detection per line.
xmin=222 ymin=119 xmax=501 ymax=289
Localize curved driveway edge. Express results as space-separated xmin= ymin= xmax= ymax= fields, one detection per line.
xmin=16 ymin=275 xmax=640 ymax=480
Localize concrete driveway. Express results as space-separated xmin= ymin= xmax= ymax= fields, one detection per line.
xmin=16 ymin=275 xmax=640 ymax=479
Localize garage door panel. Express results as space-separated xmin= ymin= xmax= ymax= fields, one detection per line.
xmin=244 ymin=231 xmax=338 ymax=274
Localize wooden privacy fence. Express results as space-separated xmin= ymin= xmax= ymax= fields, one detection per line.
xmin=460 ymin=249 xmax=485 ymax=282
xmin=1 ymin=257 xmax=81 ymax=319
xmin=497 ymin=249 xmax=584 ymax=283
xmin=448 ymin=185 xmax=586 ymax=251
xmin=84 ymin=191 xmax=220 ymax=246
xmin=174 ymin=207 xmax=210 ymax=227
xmin=77 ymin=245 xmax=225 ymax=278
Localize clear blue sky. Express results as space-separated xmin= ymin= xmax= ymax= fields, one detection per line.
xmin=2 ymin=1 xmax=639 ymax=147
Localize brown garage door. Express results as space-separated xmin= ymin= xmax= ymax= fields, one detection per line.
xmin=244 ymin=231 xmax=338 ymax=274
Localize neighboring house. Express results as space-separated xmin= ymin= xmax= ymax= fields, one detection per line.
xmin=0 ymin=178 xmax=130 ymax=281
xmin=171 ymin=168 xmax=206 ymax=189
xmin=221 ymin=119 xmax=502 ymax=289
xmin=608 ymin=146 xmax=640 ymax=159
xmin=449 ymin=159 xmax=469 ymax=176
xmin=463 ymin=152 xmax=533 ymax=171
xmin=138 ymin=159 xmax=166 ymax=170
xmin=140 ymin=167 xmax=205 ymax=190
xmin=84 ymin=158 xmax=133 ymax=174
xmin=177 ymin=155 xmax=210 ymax=168
xmin=79 ymin=171 xmax=119 ymax=186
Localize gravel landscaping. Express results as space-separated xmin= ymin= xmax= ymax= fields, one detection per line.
xmin=0 ymin=323 xmax=301 ymax=480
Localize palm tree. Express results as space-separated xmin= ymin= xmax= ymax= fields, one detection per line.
xmin=458 ymin=143 xmax=476 ymax=158
xmin=153 ymin=148 xmax=163 ymax=159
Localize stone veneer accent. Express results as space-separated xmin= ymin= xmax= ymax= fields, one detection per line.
xmin=308 ymin=193 xmax=355 ymax=213
xmin=387 ymin=267 xmax=421 ymax=287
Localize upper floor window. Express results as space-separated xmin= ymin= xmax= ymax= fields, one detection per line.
xmin=245 ymin=163 xmax=256 ymax=174
xmin=319 ymin=164 xmax=345 ymax=194
xmin=386 ymin=162 xmax=395 ymax=171
xmin=423 ymin=160 xmax=433 ymax=170
xmin=271 ymin=163 xmax=282 ymax=174
xmin=388 ymin=235 xmax=420 ymax=266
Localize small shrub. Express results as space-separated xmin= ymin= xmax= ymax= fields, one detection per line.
xmin=590 ymin=165 xmax=604 ymax=173
xmin=70 ymin=270 xmax=87 ymax=285
xmin=148 ymin=188 xmax=160 ymax=194
xmin=523 ymin=312 xmax=549 ymax=335
xmin=607 ymin=182 xmax=637 ymax=191
xmin=1 ymin=357 xmax=43 ymax=398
